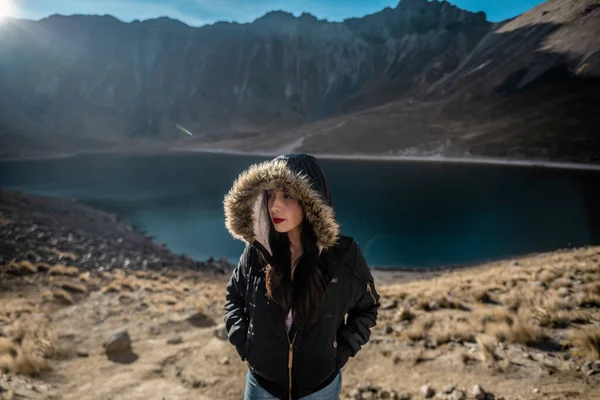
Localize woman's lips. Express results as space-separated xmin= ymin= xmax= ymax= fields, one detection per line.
xmin=273 ymin=218 xmax=286 ymax=224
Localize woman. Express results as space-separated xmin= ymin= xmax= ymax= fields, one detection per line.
xmin=223 ymin=153 xmax=380 ymax=400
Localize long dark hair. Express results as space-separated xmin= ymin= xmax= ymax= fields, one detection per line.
xmin=264 ymin=200 xmax=326 ymax=327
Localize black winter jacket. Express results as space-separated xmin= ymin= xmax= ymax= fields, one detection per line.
xmin=223 ymin=154 xmax=380 ymax=400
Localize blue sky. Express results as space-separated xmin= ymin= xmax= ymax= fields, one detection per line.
xmin=6 ymin=0 xmax=547 ymax=26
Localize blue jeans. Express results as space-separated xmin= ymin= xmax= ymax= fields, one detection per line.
xmin=244 ymin=370 xmax=342 ymax=400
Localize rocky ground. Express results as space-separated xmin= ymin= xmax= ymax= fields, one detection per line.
xmin=1 ymin=190 xmax=599 ymax=400
xmin=0 ymin=189 xmax=231 ymax=274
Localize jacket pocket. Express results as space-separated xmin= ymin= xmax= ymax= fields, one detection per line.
xmin=241 ymin=326 xmax=253 ymax=361
xmin=332 ymin=339 xmax=338 ymax=365
xmin=334 ymin=340 xmax=351 ymax=370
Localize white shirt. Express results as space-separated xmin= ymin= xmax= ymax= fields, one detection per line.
xmin=286 ymin=309 xmax=293 ymax=333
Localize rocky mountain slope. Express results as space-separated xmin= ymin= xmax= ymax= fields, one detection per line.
xmin=0 ymin=0 xmax=599 ymax=162
xmin=1 ymin=0 xmax=488 ymax=153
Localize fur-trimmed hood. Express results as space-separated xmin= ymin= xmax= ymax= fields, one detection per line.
xmin=223 ymin=154 xmax=340 ymax=256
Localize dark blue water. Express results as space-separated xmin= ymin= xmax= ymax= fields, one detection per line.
xmin=1 ymin=153 xmax=599 ymax=269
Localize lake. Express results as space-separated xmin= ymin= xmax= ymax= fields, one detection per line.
xmin=1 ymin=152 xmax=599 ymax=269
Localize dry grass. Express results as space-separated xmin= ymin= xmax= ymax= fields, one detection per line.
xmin=143 ymin=283 xmax=157 ymax=293
xmin=120 ymin=277 xmax=139 ymax=291
xmin=132 ymin=270 xmax=158 ymax=280
xmin=52 ymin=289 xmax=74 ymax=305
xmin=481 ymin=310 xmax=544 ymax=346
xmin=569 ymin=326 xmax=600 ymax=360
xmin=166 ymin=282 xmax=192 ymax=294
xmin=404 ymin=316 xmax=434 ymax=341
xmin=452 ymin=321 xmax=477 ymax=343
xmin=78 ymin=272 xmax=91 ymax=282
xmin=59 ymin=281 xmax=88 ymax=294
xmin=0 ymin=316 xmax=58 ymax=376
xmin=100 ymin=272 xmax=113 ymax=280
xmin=50 ymin=248 xmax=77 ymax=262
xmin=473 ymin=287 xmax=496 ymax=304
xmin=48 ymin=265 xmax=79 ymax=277
xmin=410 ymin=349 xmax=426 ymax=365
xmin=41 ymin=290 xmax=53 ymax=302
xmin=549 ymin=277 xmax=572 ymax=290
xmin=507 ymin=316 xmax=546 ymax=346
xmin=0 ymin=299 xmax=37 ymax=321
xmin=585 ymin=281 xmax=600 ymax=295
xmin=4 ymin=260 xmax=38 ymax=275
xmin=537 ymin=269 xmax=559 ymax=285
xmin=379 ymin=246 xmax=600 ymax=357
xmin=460 ymin=352 xmax=477 ymax=365
xmin=0 ymin=354 xmax=14 ymax=374
xmin=118 ymin=293 xmax=135 ymax=305
xmin=576 ymin=293 xmax=600 ymax=308
xmin=0 ymin=338 xmax=16 ymax=357
xmin=35 ymin=262 xmax=51 ymax=272
xmin=394 ymin=306 xmax=415 ymax=322
xmin=430 ymin=325 xmax=452 ymax=347
xmin=14 ymin=341 xmax=48 ymax=376
xmin=103 ymin=282 xmax=122 ymax=293
xmin=78 ymin=273 xmax=101 ymax=290
xmin=476 ymin=335 xmax=498 ymax=364
xmin=476 ymin=307 xmax=514 ymax=328
xmin=151 ymin=293 xmax=179 ymax=306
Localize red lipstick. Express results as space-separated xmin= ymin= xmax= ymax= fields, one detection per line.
xmin=273 ymin=218 xmax=286 ymax=224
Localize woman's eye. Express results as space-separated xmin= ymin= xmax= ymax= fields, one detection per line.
xmin=284 ymin=194 xmax=293 ymax=199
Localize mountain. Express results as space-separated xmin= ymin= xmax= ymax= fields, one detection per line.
xmin=0 ymin=0 xmax=598 ymax=162
xmin=274 ymin=0 xmax=600 ymax=162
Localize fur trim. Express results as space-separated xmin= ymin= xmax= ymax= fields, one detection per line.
xmin=223 ymin=159 xmax=340 ymax=253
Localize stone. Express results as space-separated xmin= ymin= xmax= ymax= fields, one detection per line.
xmin=449 ymin=389 xmax=466 ymax=400
xmin=186 ymin=311 xmax=213 ymax=327
xmin=421 ymin=385 xmax=435 ymax=398
xmin=381 ymin=300 xmax=398 ymax=310
xmin=149 ymin=326 xmax=161 ymax=336
xmin=220 ymin=356 xmax=230 ymax=365
xmin=103 ymin=330 xmax=131 ymax=354
xmin=473 ymin=385 xmax=487 ymax=400
xmin=361 ymin=391 xmax=374 ymax=400
xmin=167 ymin=335 xmax=183 ymax=345
xmin=582 ymin=360 xmax=600 ymax=376
xmin=442 ymin=385 xmax=455 ymax=394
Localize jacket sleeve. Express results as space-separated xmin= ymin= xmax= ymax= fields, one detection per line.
xmin=336 ymin=242 xmax=380 ymax=369
xmin=224 ymin=243 xmax=251 ymax=360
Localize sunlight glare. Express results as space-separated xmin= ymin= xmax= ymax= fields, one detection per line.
xmin=0 ymin=0 xmax=14 ymax=19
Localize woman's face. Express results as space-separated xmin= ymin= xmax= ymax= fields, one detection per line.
xmin=266 ymin=185 xmax=304 ymax=234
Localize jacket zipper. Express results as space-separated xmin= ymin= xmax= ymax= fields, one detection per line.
xmin=366 ymin=281 xmax=376 ymax=305
xmin=286 ymin=321 xmax=298 ymax=400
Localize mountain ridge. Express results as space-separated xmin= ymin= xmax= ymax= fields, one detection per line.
xmin=0 ymin=0 xmax=599 ymax=162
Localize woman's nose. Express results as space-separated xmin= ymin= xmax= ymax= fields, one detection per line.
xmin=269 ymin=195 xmax=283 ymax=213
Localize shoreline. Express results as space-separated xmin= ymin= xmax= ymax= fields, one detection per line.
xmin=2 ymin=146 xmax=600 ymax=171
xmin=173 ymin=147 xmax=600 ymax=171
